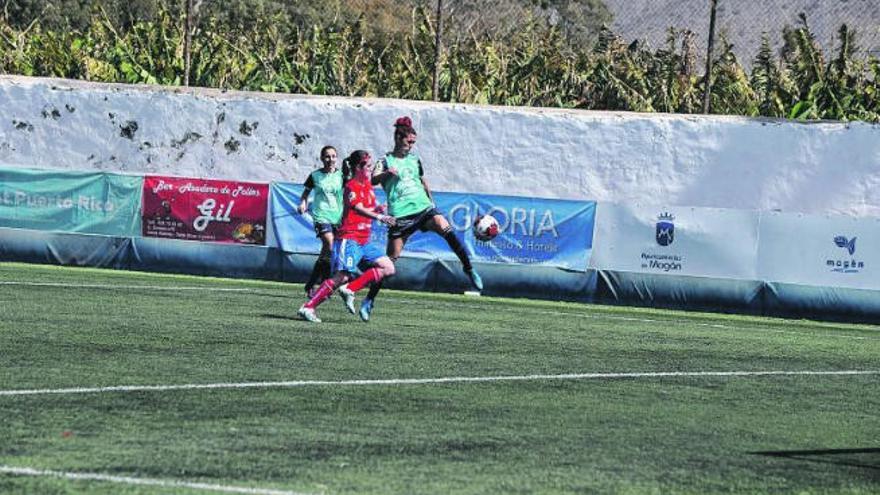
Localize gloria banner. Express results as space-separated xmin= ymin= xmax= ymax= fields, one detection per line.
xmin=757 ymin=211 xmax=880 ymax=290
xmin=271 ymin=182 xmax=596 ymax=271
xmin=142 ymin=175 xmax=268 ymax=244
xmin=0 ymin=166 xmax=142 ymax=236
xmin=590 ymin=203 xmax=760 ymax=279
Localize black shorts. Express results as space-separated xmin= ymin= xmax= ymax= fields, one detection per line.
xmin=388 ymin=207 xmax=441 ymax=239
xmin=313 ymin=222 xmax=336 ymax=238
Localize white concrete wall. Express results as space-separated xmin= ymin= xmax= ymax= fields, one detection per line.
xmin=1 ymin=75 xmax=878 ymax=217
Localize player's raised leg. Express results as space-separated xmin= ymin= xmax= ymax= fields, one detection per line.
xmin=428 ymin=214 xmax=482 ymax=291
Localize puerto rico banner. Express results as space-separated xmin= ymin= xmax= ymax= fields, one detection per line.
xmin=757 ymin=211 xmax=880 ymax=290
xmin=590 ymin=203 xmax=760 ymax=279
xmin=0 ymin=166 xmax=142 ymax=236
xmin=142 ymin=175 xmax=268 ymax=244
xmin=271 ymin=182 xmax=596 ymax=271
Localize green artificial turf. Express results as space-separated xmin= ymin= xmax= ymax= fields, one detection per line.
xmin=1 ymin=262 xmax=878 ymax=494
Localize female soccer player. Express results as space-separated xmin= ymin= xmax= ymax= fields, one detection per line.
xmin=298 ymin=150 xmax=396 ymax=323
xmin=358 ymin=116 xmax=482 ymax=321
xmin=298 ymin=145 xmax=343 ymax=296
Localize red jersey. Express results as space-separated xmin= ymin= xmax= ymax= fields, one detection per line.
xmin=337 ymin=177 xmax=377 ymax=244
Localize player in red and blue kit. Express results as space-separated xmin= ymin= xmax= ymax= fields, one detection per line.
xmin=298 ymin=150 xmax=396 ymax=323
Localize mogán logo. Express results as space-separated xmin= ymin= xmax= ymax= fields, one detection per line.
xmin=655 ymin=212 xmax=675 ymax=246
xmin=827 ymin=235 xmax=865 ymax=273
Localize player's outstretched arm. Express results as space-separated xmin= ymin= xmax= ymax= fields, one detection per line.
xmin=353 ymin=203 xmax=396 ymax=225
xmin=298 ymin=187 xmax=312 ymax=214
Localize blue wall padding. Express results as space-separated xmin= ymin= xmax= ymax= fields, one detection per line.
xmin=3 ymin=229 xmax=880 ymax=323
xmin=763 ymin=282 xmax=880 ymax=323
xmin=128 ymin=237 xmax=282 ymax=279
xmin=433 ymin=260 xmax=598 ymax=302
xmin=598 ymin=270 xmax=765 ymax=313
xmin=0 ymin=228 xmax=130 ymax=268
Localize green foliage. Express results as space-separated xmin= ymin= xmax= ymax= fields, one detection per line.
xmin=0 ymin=5 xmax=878 ymax=122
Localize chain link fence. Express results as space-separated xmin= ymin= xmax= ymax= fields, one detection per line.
xmin=606 ymin=0 xmax=880 ymax=67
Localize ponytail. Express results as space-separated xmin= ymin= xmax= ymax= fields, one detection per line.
xmin=342 ymin=150 xmax=371 ymax=181
xmin=341 ymin=157 xmax=353 ymax=182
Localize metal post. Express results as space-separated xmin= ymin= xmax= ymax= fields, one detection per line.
xmin=184 ymin=0 xmax=194 ymax=87
xmin=702 ymin=0 xmax=718 ymax=113
xmin=431 ymin=0 xmax=444 ymax=101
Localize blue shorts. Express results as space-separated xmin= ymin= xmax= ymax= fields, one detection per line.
xmin=332 ymin=238 xmax=386 ymax=274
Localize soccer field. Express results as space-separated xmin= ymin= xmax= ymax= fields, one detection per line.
xmin=1 ymin=262 xmax=878 ymax=495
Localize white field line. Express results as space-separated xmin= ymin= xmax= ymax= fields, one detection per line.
xmin=0 ymin=281 xmax=253 ymax=292
xmin=0 ymin=465 xmax=311 ymax=495
xmin=2 ymin=280 xmax=876 ymax=340
xmin=2 ymin=370 xmax=878 ymax=397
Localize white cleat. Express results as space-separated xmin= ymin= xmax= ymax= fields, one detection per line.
xmin=338 ymin=285 xmax=356 ymax=314
xmin=298 ymin=306 xmax=321 ymax=323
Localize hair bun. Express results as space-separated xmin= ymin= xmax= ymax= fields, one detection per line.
xmin=394 ymin=116 xmax=413 ymax=128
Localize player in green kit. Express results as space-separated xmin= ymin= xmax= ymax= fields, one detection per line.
xmin=356 ymin=116 xmax=482 ymax=321
xmin=298 ymin=145 xmax=344 ymax=297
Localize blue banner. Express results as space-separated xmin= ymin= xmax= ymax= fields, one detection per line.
xmin=271 ymin=182 xmax=595 ymax=271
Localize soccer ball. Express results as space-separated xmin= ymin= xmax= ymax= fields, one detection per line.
xmin=473 ymin=214 xmax=500 ymax=241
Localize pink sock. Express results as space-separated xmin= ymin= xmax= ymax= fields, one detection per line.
xmin=304 ymin=279 xmax=336 ymax=309
xmin=347 ymin=268 xmax=383 ymax=292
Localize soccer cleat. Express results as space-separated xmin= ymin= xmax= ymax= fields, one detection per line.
xmin=338 ymin=284 xmax=356 ymax=314
xmin=298 ymin=306 xmax=321 ymax=323
xmin=358 ymin=298 xmax=373 ymax=322
xmin=465 ymin=268 xmax=483 ymax=291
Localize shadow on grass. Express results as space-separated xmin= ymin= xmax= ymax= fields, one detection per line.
xmin=261 ymin=313 xmax=300 ymax=322
xmin=750 ymin=448 xmax=880 ymax=470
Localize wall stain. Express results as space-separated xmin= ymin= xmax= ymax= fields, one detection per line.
xmin=171 ymin=131 xmax=203 ymax=148
xmin=41 ymin=106 xmax=62 ymax=120
xmin=239 ymin=120 xmax=259 ymax=136
xmin=293 ymin=132 xmax=310 ymax=145
xmin=119 ymin=120 xmax=139 ymax=140
xmin=12 ymin=120 xmax=33 ymax=132
xmin=224 ymin=137 xmax=241 ymax=154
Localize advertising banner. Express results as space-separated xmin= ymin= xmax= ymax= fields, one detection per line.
xmin=142 ymin=175 xmax=268 ymax=244
xmin=757 ymin=212 xmax=880 ymax=290
xmin=271 ymin=182 xmax=596 ymax=271
xmin=590 ymin=203 xmax=760 ymax=279
xmin=0 ymin=166 xmax=142 ymax=236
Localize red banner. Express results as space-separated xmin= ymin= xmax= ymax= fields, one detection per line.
xmin=142 ymin=176 xmax=268 ymax=244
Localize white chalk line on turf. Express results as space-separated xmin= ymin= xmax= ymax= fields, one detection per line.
xmin=2 ymin=370 xmax=878 ymax=397
xmin=0 ymin=465 xmax=310 ymax=495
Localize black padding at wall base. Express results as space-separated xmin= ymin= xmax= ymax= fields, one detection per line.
xmin=0 ymin=228 xmax=130 ymax=268
xmin=763 ymin=282 xmax=880 ymax=324
xmin=596 ymin=270 xmax=765 ymax=314
xmin=432 ymin=260 xmax=598 ymax=302
xmin=4 ymin=228 xmax=880 ymax=323
xmin=129 ymin=237 xmax=282 ymax=280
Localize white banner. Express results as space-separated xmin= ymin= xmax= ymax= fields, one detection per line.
xmin=757 ymin=212 xmax=880 ymax=290
xmin=590 ymin=203 xmax=760 ymax=279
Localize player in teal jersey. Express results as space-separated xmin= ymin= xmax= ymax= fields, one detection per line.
xmin=356 ymin=117 xmax=482 ymax=321
xmin=298 ymin=145 xmax=344 ymax=296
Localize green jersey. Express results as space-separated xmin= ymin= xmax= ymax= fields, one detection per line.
xmin=304 ymin=169 xmax=343 ymax=224
xmin=380 ymin=153 xmax=433 ymax=218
